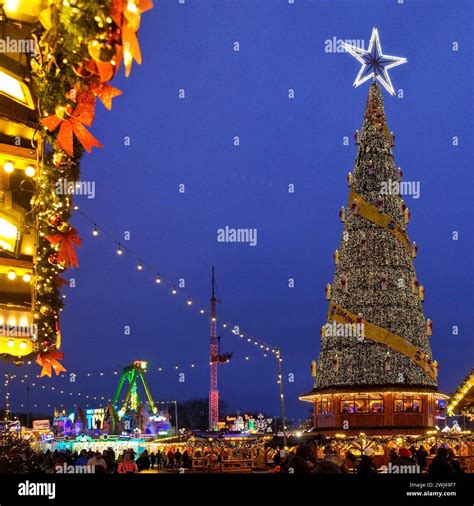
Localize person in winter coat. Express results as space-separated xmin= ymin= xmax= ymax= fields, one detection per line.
xmin=117 ymin=452 xmax=138 ymax=474
xmin=87 ymin=452 xmax=107 ymax=473
xmin=137 ymin=450 xmax=150 ymax=471
xmin=315 ymin=451 xmax=348 ymax=473
xmin=167 ymin=449 xmax=175 ymax=468
xmin=281 ymin=445 xmax=313 ymax=474
xmin=182 ymin=450 xmax=191 ymax=468
xmin=415 ymin=445 xmax=428 ymax=471
xmin=393 ymin=447 xmax=414 ymax=468
xmin=357 ymin=447 xmax=378 ymax=475
xmin=428 ymin=447 xmax=453 ymax=477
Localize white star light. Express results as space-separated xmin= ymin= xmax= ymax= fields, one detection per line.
xmin=343 ymin=27 xmax=407 ymax=96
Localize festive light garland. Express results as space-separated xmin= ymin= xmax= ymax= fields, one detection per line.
xmin=4 ymin=352 xmax=272 ymax=413
xmin=26 ymin=0 xmax=153 ymax=375
xmin=6 ymin=372 xmax=179 ymax=410
xmin=71 ymin=209 xmax=280 ymax=359
xmin=7 ymin=351 xmax=270 ymax=381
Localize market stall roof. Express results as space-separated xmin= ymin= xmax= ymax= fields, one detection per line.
xmin=448 ymin=368 xmax=474 ymax=415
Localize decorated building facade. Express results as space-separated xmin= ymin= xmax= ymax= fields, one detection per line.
xmin=0 ymin=0 xmax=152 ymax=377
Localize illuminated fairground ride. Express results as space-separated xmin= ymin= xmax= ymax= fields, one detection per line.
xmin=110 ymin=360 xmax=172 ymax=435
xmin=53 ymin=361 xmax=172 ymax=438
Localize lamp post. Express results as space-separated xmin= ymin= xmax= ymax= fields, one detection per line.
xmin=173 ymin=400 xmax=178 ymax=434
xmin=276 ymin=349 xmax=287 ymax=448
xmin=26 ymin=386 xmax=30 ymax=428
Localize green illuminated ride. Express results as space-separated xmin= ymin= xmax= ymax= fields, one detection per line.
xmin=112 ymin=360 xmax=157 ymax=417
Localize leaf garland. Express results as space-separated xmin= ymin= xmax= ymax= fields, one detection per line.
xmin=27 ymin=0 xmax=152 ymax=373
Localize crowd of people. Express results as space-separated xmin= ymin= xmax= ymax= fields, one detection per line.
xmin=273 ymin=443 xmax=467 ymax=475
xmin=40 ymin=447 xmax=192 ymax=474
xmin=37 ymin=442 xmax=469 ymax=475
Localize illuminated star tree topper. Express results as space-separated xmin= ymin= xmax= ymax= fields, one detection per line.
xmin=343 ymin=27 xmax=407 ymax=96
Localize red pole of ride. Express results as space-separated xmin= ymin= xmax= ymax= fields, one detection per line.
xmin=209 ymin=267 xmax=219 ymax=431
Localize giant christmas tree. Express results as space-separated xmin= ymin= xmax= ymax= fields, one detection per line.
xmin=301 ymin=30 xmax=447 ymax=434
xmin=316 ymin=81 xmax=437 ymax=391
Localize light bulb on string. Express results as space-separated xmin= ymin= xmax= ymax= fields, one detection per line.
xmin=74 ymin=210 xmax=280 ymax=360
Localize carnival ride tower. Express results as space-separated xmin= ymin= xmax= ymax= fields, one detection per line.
xmin=209 ymin=266 xmax=219 ymax=431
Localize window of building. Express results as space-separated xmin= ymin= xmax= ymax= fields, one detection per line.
xmin=316 ymin=398 xmax=333 ymax=415
xmin=394 ymin=395 xmax=422 ymax=413
xmin=434 ymin=399 xmax=446 ymax=415
xmin=339 ymin=395 xmax=384 ymax=414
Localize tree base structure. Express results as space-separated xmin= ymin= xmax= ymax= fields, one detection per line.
xmin=300 ymin=387 xmax=449 ymax=436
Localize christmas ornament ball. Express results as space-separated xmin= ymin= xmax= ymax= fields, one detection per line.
xmin=57 ymin=222 xmax=71 ymax=233
xmin=40 ymin=305 xmax=52 ymax=316
xmin=53 ymin=151 xmax=67 ymax=169
xmin=55 ymin=102 xmax=74 ymax=120
xmin=88 ymin=38 xmax=116 ymax=63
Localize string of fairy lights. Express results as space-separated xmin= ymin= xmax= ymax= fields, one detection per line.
xmin=3 ymin=209 xmax=287 ymax=421
xmin=73 ymin=207 xmax=281 ymax=359
xmin=7 ymin=351 xmax=269 ymax=380
xmin=2 ymin=352 xmax=273 ymax=415
xmin=4 ymin=372 xmax=179 ymax=412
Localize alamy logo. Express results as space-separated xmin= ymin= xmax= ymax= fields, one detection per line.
xmin=0 ymin=37 xmax=39 ymax=55
xmin=380 ymin=179 xmax=420 ymax=199
xmin=55 ymin=179 xmax=96 ymax=199
xmin=0 ymin=324 xmax=37 ymax=339
xmin=379 ymin=463 xmax=420 ymax=474
xmin=55 ymin=463 xmax=95 ymax=474
xmin=18 ymin=481 xmax=56 ymax=500
xmin=217 ymin=226 xmax=257 ymax=247
xmin=324 ymin=321 xmax=365 ymax=339
xmin=324 ymin=37 xmax=365 ymax=53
